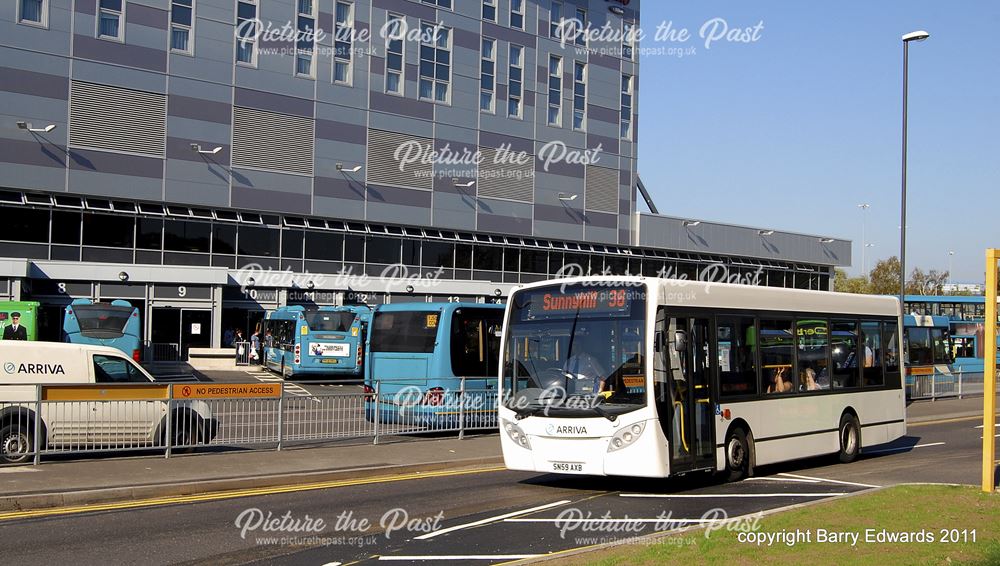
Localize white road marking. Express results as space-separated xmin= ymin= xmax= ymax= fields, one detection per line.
xmin=505 ymin=518 xmax=725 ymax=524
xmin=319 ymin=562 xmax=342 ymax=566
xmin=744 ymin=476 xmax=820 ymax=484
xmin=379 ymin=556 xmax=543 ymax=561
xmin=776 ymin=473 xmax=880 ymax=488
xmin=414 ymin=500 xmax=573 ymax=540
xmin=863 ymin=441 xmax=945 ymax=455
xmin=973 ymin=423 xmax=999 ymax=429
xmin=619 ymin=492 xmax=846 ymax=498
xmin=245 ymin=371 xmax=317 ymax=401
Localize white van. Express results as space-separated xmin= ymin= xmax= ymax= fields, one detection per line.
xmin=0 ymin=342 xmax=218 ymax=463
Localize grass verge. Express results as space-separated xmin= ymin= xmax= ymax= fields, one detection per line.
xmin=549 ymin=485 xmax=1000 ymax=566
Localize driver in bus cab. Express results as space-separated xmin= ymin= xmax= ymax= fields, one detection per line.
xmin=564 ymin=328 xmax=610 ymax=394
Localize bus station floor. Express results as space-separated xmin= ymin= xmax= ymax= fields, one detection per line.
xmin=0 ymin=396 xmax=994 ymax=513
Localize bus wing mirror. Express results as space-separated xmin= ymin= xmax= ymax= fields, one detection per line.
xmin=654 ymin=331 xmax=663 ymax=353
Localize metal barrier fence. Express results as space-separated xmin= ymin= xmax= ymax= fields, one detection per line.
xmin=233 ymin=341 xmax=253 ymax=366
xmin=143 ymin=342 xmax=182 ymax=362
xmin=906 ymin=370 xmax=998 ymax=400
xmin=0 ymin=379 xmax=499 ymax=465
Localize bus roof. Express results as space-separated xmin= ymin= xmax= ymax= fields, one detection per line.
xmin=903 ymin=314 xmax=951 ymax=328
xmin=904 ymin=295 xmax=993 ymax=304
xmin=374 ymin=302 xmax=502 ymax=314
xmin=512 ymin=276 xmax=899 ymax=318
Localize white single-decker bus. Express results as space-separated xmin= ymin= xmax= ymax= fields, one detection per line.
xmin=498 ymin=276 xmax=905 ymax=480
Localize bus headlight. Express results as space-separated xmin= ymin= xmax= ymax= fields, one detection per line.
xmin=608 ymin=421 xmax=645 ymax=453
xmin=501 ymin=419 xmax=531 ymax=450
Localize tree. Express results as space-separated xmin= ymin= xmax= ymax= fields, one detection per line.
xmin=907 ymin=268 xmax=949 ymax=295
xmin=868 ymin=257 xmax=901 ymax=295
xmin=833 ymin=268 xmax=871 ymax=294
xmin=866 ymin=256 xmax=950 ymax=296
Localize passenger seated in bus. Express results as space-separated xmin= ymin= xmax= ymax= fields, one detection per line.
xmin=801 ymin=367 xmax=821 ymax=391
xmin=766 ymin=366 xmax=792 ymax=394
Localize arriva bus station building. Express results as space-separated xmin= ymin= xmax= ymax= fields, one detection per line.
xmin=0 ymin=0 xmax=849 ymax=355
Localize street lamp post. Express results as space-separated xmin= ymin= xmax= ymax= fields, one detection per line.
xmin=900 ymin=30 xmax=929 ymax=315
xmin=948 ymin=250 xmax=955 ymax=284
xmin=858 ymin=203 xmax=870 ymax=276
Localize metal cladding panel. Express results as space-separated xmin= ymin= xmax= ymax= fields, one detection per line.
xmin=585 ymin=165 xmax=617 ymax=213
xmin=366 ymin=129 xmax=433 ymax=190
xmin=231 ymin=106 xmax=314 ymax=175
xmin=477 ymin=147 xmax=533 ymax=202
xmin=637 ymin=214 xmax=852 ymax=267
xmin=69 ymin=81 xmax=166 ymax=156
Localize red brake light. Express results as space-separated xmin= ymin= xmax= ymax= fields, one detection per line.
xmin=132 ymin=349 xmax=141 ymax=362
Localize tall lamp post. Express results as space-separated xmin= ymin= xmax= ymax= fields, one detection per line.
xmin=900 ymin=30 xmax=930 ymax=315
xmin=858 ymin=203 xmax=870 ymax=277
xmin=948 ymin=250 xmax=955 ymax=285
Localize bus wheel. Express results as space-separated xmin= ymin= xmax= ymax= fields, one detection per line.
xmin=725 ymin=427 xmax=751 ymax=482
xmin=0 ymin=423 xmax=32 ymax=464
xmin=838 ymin=414 xmax=861 ymax=463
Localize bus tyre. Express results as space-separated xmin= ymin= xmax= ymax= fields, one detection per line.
xmin=0 ymin=423 xmax=32 ymax=464
xmin=725 ymin=427 xmax=751 ymax=482
xmin=838 ymin=414 xmax=861 ymax=463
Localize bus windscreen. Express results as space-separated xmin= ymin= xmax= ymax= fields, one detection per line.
xmin=72 ymin=305 xmax=133 ymax=338
xmin=304 ymin=311 xmax=355 ymax=332
xmin=370 ymin=311 xmax=439 ymax=353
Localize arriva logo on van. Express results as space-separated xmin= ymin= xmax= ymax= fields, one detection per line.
xmin=546 ymin=424 xmax=588 ymax=435
xmin=5 ymin=363 xmax=66 ymax=375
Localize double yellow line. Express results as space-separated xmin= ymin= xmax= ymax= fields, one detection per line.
xmin=0 ymin=466 xmax=507 ymax=522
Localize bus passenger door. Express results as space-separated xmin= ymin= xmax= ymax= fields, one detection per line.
xmin=664 ymin=316 xmax=716 ymax=473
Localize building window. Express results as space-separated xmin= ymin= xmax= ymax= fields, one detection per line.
xmin=170 ymin=0 xmax=194 ymax=54
xmin=547 ymin=55 xmax=562 ymax=126
xmin=420 ymin=0 xmax=451 ymax=8
xmin=510 ymin=0 xmax=524 ymax=30
xmin=333 ymin=1 xmax=353 ymax=83
xmin=507 ymin=44 xmax=523 ymax=119
xmin=482 ymin=0 xmax=495 ymax=22
xmin=236 ymin=0 xmax=257 ymax=66
xmin=573 ymin=61 xmax=586 ymax=130
xmin=573 ymin=8 xmax=586 ymax=46
xmin=97 ymin=0 xmax=124 ymax=41
xmin=295 ymin=0 xmax=317 ymax=77
xmin=620 ymin=74 xmax=632 ymax=139
xmin=549 ymin=1 xmax=561 ymax=39
xmin=480 ymin=38 xmax=495 ymax=113
xmin=622 ymin=20 xmax=634 ymax=60
xmin=385 ymin=14 xmax=404 ymax=94
xmin=18 ymin=0 xmax=47 ymax=26
xmin=419 ymin=22 xmax=451 ymax=103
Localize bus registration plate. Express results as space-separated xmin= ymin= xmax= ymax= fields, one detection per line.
xmin=320 ymin=359 xmax=340 ymax=364
xmin=552 ymin=462 xmax=583 ymax=473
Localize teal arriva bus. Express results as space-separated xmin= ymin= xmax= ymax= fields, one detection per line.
xmin=364 ymin=302 xmax=504 ymax=426
xmin=63 ymin=299 xmax=142 ymax=361
xmin=262 ymin=305 xmax=372 ymax=379
xmin=904 ymin=295 xmax=998 ymax=374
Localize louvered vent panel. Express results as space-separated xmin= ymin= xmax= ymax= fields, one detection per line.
xmin=477 ymin=147 xmax=534 ymax=202
xmin=585 ymin=166 xmax=619 ymax=213
xmin=69 ymin=81 xmax=166 ymax=156
xmin=232 ymin=106 xmax=314 ymax=175
xmin=366 ymin=129 xmax=433 ymax=190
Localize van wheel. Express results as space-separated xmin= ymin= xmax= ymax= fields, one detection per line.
xmin=0 ymin=423 xmax=32 ymax=464
xmin=164 ymin=415 xmax=199 ymax=454
xmin=725 ymin=427 xmax=752 ymax=482
xmin=838 ymin=414 xmax=861 ymax=463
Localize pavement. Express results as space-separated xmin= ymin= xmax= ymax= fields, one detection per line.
xmin=0 ymin=396 xmax=993 ymax=513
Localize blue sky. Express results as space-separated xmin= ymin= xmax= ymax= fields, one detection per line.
xmin=636 ymin=1 xmax=1000 ymax=282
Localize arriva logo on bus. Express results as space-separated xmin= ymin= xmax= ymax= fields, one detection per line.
xmin=3 ymin=362 xmax=65 ymax=375
xmin=547 ymin=424 xmax=588 ymax=435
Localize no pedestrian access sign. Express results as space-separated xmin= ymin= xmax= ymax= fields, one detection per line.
xmin=171 ymin=383 xmax=282 ymax=399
